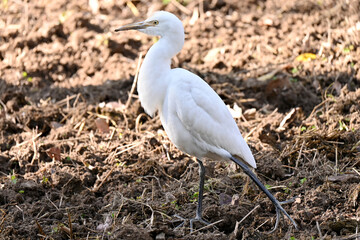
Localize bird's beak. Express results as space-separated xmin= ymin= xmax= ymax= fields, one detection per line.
xmin=115 ymin=21 xmax=154 ymax=32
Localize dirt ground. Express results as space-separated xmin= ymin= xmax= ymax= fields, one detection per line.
xmin=1 ymin=0 xmax=360 ymax=239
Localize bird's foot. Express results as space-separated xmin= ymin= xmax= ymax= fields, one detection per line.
xmin=267 ymin=198 xmax=298 ymax=234
xmin=172 ymin=214 xmax=211 ymax=232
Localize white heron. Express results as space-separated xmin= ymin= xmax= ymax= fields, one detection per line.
xmin=115 ymin=11 xmax=298 ymax=232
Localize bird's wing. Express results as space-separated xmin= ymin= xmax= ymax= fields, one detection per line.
xmin=168 ymin=69 xmax=256 ymax=168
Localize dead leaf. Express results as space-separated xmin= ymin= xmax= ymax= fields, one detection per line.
xmin=257 ymin=69 xmax=278 ymax=82
xmin=277 ymin=108 xmax=300 ymax=131
xmin=227 ymin=103 xmax=242 ymax=119
xmin=95 ymin=118 xmax=110 ymax=133
xmin=295 ymin=53 xmax=316 ymax=62
xmin=265 ymin=78 xmax=290 ymax=99
xmin=204 ymin=47 xmax=225 ymax=63
xmin=46 ymin=147 xmax=61 ymax=161
xmin=243 ymin=108 xmax=256 ymax=120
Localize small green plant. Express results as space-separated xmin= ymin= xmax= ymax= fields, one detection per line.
xmin=190 ymin=192 xmax=199 ymax=203
xmin=19 ymin=190 xmax=24 ymax=194
xmin=21 ymin=71 xmax=33 ymax=82
xmin=300 ymin=126 xmax=307 ymax=132
xmin=326 ymin=93 xmax=334 ymax=99
xmin=289 ymin=236 xmax=296 ymax=240
xmin=343 ymin=45 xmax=354 ymax=53
xmin=10 ymin=170 xmax=17 ymax=184
xmin=300 ymin=178 xmax=307 ymax=185
xmin=52 ymin=226 xmax=59 ymax=233
xmin=136 ymin=178 xmax=142 ymax=183
xmin=162 ymin=0 xmax=171 ymax=4
xmin=41 ymin=176 xmax=49 ymax=184
xmin=171 ymin=200 xmax=180 ymax=209
xmin=291 ymin=67 xmax=299 ymax=74
xmin=339 ymin=120 xmax=349 ymax=131
xmin=265 ymin=184 xmax=272 ymax=189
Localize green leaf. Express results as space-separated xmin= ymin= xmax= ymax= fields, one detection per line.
xmin=300 ymin=178 xmax=307 ymax=184
xmin=291 ymin=67 xmax=299 ymax=74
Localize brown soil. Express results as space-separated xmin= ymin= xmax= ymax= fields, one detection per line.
xmin=1 ymin=0 xmax=360 ymax=239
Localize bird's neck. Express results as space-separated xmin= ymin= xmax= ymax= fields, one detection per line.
xmin=137 ymin=36 xmax=183 ymax=116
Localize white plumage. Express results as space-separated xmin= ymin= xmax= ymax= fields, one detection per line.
xmin=115 ymin=10 xmax=297 ymax=232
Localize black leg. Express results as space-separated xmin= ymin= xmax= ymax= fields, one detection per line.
xmin=189 ymin=159 xmax=210 ymax=231
xmin=172 ymin=159 xmax=211 ymax=232
xmin=229 ymin=156 xmax=298 ymax=231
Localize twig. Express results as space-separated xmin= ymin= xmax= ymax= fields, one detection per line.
xmin=72 ymin=93 xmax=82 ymax=108
xmin=67 ymin=210 xmax=74 ymax=240
xmin=316 ymin=221 xmax=323 ymax=238
xmin=35 ymin=220 xmax=46 ymax=239
xmin=307 ymin=98 xmax=331 ymax=120
xmin=255 ymin=219 xmax=269 ymax=231
xmin=93 ymin=165 xmax=117 ymax=192
xmin=170 ymin=0 xmax=192 ymax=15
xmin=295 ymin=140 xmax=305 ymax=168
xmin=335 ymin=147 xmax=338 ymax=175
xmin=335 ymin=233 xmax=360 ymax=240
xmin=0 ymin=209 xmax=6 ymax=230
xmin=46 ymin=193 xmax=59 ymax=211
xmin=0 ymin=99 xmax=7 ymax=112
xmin=126 ymin=1 xmax=139 ymax=16
xmin=15 ymin=132 xmax=42 ymax=147
xmin=31 ymin=129 xmax=39 ymax=165
xmin=353 ymin=168 xmax=360 ymax=177
xmin=238 ymin=205 xmax=260 ymax=226
xmin=125 ymin=52 xmax=143 ymax=111
xmin=55 ymin=94 xmax=78 ymax=107
xmin=190 ymin=219 xmax=223 ymax=234
xmin=135 ymin=113 xmax=149 ymax=133
xmin=244 ymin=126 xmax=257 ymax=141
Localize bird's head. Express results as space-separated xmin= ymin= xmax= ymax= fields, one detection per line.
xmin=115 ymin=11 xmax=184 ymax=38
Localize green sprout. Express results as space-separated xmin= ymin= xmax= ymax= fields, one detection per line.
xmin=10 ymin=170 xmax=17 ymax=184
xmin=190 ymin=191 xmax=199 ymax=203
xmin=300 ymin=178 xmax=307 ymax=185
xmin=338 ymin=120 xmax=349 ymax=131
xmin=291 ymin=67 xmax=299 ymax=74
xmin=41 ymin=176 xmax=49 ymax=184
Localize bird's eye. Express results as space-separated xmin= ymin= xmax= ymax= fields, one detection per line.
xmin=153 ymin=20 xmax=159 ymax=25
